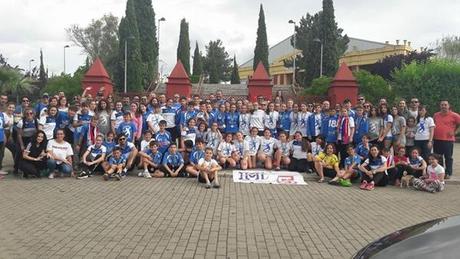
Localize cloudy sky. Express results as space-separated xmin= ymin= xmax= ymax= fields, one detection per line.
xmin=1 ymin=0 xmax=459 ymax=76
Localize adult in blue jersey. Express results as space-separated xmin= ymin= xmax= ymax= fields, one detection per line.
xmin=34 ymin=93 xmax=49 ymax=117
xmin=321 ymin=109 xmax=338 ymax=144
xmin=78 ymin=135 xmax=107 ymax=178
xmin=225 ymin=104 xmax=239 ymax=134
xmin=115 ymin=134 xmax=138 ymax=171
xmin=278 ymin=103 xmax=291 ymax=135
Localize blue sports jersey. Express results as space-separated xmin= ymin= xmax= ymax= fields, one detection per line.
xmin=116 ymin=142 xmax=135 ymax=158
xmin=179 ymin=110 xmax=197 ymax=128
xmin=162 ymin=152 xmax=184 ymax=166
xmin=145 ymin=149 xmax=163 ymax=165
xmin=215 ymin=111 xmax=226 ymax=130
xmin=345 ymin=154 xmax=361 ymax=168
xmin=87 ymin=144 xmax=106 ymax=158
xmin=189 ymin=149 xmax=205 ymax=165
xmin=278 ymin=110 xmax=292 ymax=132
xmin=142 ymin=111 xmax=151 ymax=134
xmin=353 ymin=116 xmax=369 ymax=144
xmin=56 ymin=111 xmax=71 ymax=129
xmin=307 ymin=113 xmax=322 ymax=138
xmin=355 ymin=143 xmax=370 ymax=159
xmin=117 ymin=121 xmax=137 ymax=143
xmin=155 ymin=131 xmax=171 ymax=153
xmin=34 ymin=102 xmax=47 ymax=116
xmin=0 ymin=113 xmax=5 ymax=142
xmin=225 ymin=112 xmax=239 ymax=133
xmin=109 ymin=156 xmax=126 ymax=165
xmin=103 ymin=141 xmax=116 ymax=155
xmin=322 ymin=114 xmax=338 ymax=143
xmin=366 ymin=156 xmax=386 ymax=170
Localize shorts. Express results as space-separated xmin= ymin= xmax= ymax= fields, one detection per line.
xmin=324 ymin=168 xmax=337 ymax=178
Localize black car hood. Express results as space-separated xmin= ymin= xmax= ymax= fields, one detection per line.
xmin=354 ymin=215 xmax=460 ymax=259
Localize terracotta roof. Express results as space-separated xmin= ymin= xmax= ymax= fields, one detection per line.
xmin=333 ymin=62 xmax=355 ymax=81
xmin=169 ymin=60 xmax=189 ymax=79
xmin=251 ymin=62 xmax=270 ymax=80
xmin=85 ymin=57 xmax=110 ymax=78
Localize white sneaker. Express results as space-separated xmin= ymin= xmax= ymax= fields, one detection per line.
xmin=0 ymin=170 xmax=8 ymax=175
xmin=48 ymin=172 xmax=55 ymax=179
xmin=138 ymin=171 xmax=143 ymax=177
xmin=143 ymin=170 xmax=152 ymax=178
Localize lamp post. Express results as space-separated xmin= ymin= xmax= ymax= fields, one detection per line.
xmin=124 ymin=36 xmax=136 ymax=93
xmin=288 ymin=20 xmax=296 ymax=85
xmin=313 ymin=38 xmax=323 ymax=77
xmin=157 ymin=17 xmax=166 ymax=82
xmin=63 ymin=45 xmax=70 ymax=74
xmin=28 ymin=59 xmax=35 ymax=77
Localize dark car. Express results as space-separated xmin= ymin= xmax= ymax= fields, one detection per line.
xmin=354 ymin=215 xmax=460 ymax=259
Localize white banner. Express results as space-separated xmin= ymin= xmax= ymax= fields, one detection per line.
xmin=233 ymin=170 xmax=307 ymax=185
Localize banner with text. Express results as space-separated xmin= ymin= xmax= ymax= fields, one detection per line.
xmin=233 ymin=170 xmax=307 ymax=185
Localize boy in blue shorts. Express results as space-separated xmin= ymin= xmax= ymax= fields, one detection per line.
xmin=138 ymin=141 xmax=163 ymax=178
xmin=103 ymin=147 xmax=126 ymax=181
xmin=335 ymin=145 xmax=362 ymax=186
xmin=185 ymin=138 xmax=205 ymax=177
xmin=155 ymin=120 xmax=171 ymax=154
xmin=162 ymin=143 xmax=185 ymax=177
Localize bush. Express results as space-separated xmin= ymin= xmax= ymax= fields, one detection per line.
xmin=303 ymin=76 xmax=332 ymax=96
xmin=392 ymin=59 xmax=460 ymax=113
xmin=354 ymin=70 xmax=394 ymax=105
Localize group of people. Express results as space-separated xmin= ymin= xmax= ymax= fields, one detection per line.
xmin=0 ymin=89 xmax=458 ymax=192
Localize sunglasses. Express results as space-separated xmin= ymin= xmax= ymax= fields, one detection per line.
xmin=119 ymin=138 xmax=126 ymax=141
xmin=22 ymin=100 xmax=30 ymax=102
xmin=358 ymin=98 xmax=364 ymax=101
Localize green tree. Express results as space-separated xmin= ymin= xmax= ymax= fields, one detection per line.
xmin=253 ymin=4 xmax=269 ymax=72
xmin=435 ymin=35 xmax=460 ymax=61
xmin=303 ymin=76 xmax=332 ymax=96
xmin=177 ymin=18 xmax=190 ymax=75
xmin=354 ymin=70 xmax=394 ymax=104
xmin=293 ymin=0 xmax=348 ymax=86
xmin=66 ymin=14 xmax=119 ymax=77
xmin=38 ymin=49 xmax=47 ymax=89
xmin=392 ymin=59 xmax=460 ymax=113
xmin=116 ymin=0 xmax=143 ymax=92
xmin=133 ymin=0 xmax=158 ymax=86
xmin=191 ymin=42 xmax=203 ymax=83
xmin=204 ymin=40 xmax=232 ymax=83
xmin=0 ymin=66 xmax=36 ymax=102
xmin=230 ymin=55 xmax=240 ymax=84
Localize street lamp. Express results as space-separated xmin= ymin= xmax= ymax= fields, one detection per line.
xmin=28 ymin=59 xmax=35 ymax=77
xmin=288 ymin=20 xmax=296 ymax=85
xmin=124 ymin=35 xmax=136 ymax=93
xmin=313 ymin=38 xmax=323 ymax=77
xmin=157 ymin=17 xmax=166 ymax=82
xmin=63 ymin=45 xmax=70 ymax=74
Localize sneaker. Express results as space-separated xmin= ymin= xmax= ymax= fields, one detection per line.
xmin=360 ymin=180 xmax=368 ymax=190
xmin=77 ymin=172 xmax=88 ymax=179
xmin=365 ymin=182 xmax=375 ymax=191
xmin=48 ymin=172 xmax=55 ymax=179
xmin=213 ymin=181 xmax=221 ymax=189
xmin=0 ymin=170 xmax=8 ymax=175
xmin=339 ymin=179 xmax=352 ymax=187
xmin=138 ymin=171 xmax=143 ymax=177
xmin=205 ymin=183 xmax=212 ymax=189
xmin=143 ymin=171 xmax=152 ymax=178
xmin=103 ymin=174 xmax=109 ymax=181
xmin=115 ymin=173 xmax=122 ymax=181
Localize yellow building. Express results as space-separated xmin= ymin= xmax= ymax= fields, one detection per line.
xmin=239 ymin=36 xmax=412 ymax=85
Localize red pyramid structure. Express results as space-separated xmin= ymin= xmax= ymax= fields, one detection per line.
xmin=81 ymin=57 xmax=113 ymax=97
xmin=248 ymin=62 xmax=272 ymax=102
xmin=328 ymin=62 xmax=358 ymax=106
xmin=166 ymin=60 xmax=192 ymax=98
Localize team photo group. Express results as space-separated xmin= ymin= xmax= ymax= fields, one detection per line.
xmin=0 ymin=90 xmax=458 ymax=192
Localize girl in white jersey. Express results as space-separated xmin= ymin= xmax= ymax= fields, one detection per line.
xmin=238 ymin=105 xmax=251 ymax=136
xmin=242 ymin=127 xmax=261 ymax=169
xmin=217 ymin=133 xmax=237 ymax=168
xmin=297 ymin=103 xmax=311 ymax=137
xmin=258 ymin=128 xmax=277 ymax=170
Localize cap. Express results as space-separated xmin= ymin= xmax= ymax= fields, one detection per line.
xmin=42 ymin=93 xmax=49 ymax=98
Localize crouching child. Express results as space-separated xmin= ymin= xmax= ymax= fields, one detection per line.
xmin=412 ymin=153 xmax=445 ymax=193
xmin=197 ymin=147 xmax=222 ymax=189
xmin=103 ymin=147 xmax=125 ymax=181
xmin=138 ymin=141 xmax=163 ymax=178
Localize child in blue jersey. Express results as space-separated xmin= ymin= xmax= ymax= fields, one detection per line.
xmin=353 ymin=105 xmax=369 ymax=144
xmin=321 ymin=109 xmax=338 ymax=144
xmin=180 ymin=118 xmax=197 ymax=148
xmin=355 ymin=134 xmax=370 ymax=161
xmin=185 ymin=138 xmax=206 ymax=177
xmin=358 ymin=145 xmax=388 ymax=190
xmin=103 ymin=132 xmax=116 ymax=156
xmin=39 ymin=106 xmax=58 ymax=140
xmin=278 ymin=103 xmax=291 ymax=136
xmin=0 ymin=111 xmax=6 ymax=175
xmin=162 ymin=143 xmax=185 ymax=177
xmin=138 ymin=141 xmax=163 ymax=178
xmin=78 ymin=135 xmax=107 ymax=179
xmin=117 ymin=112 xmax=137 ymax=143
xmin=103 ymin=147 xmax=125 ymax=181
xmin=335 ymin=145 xmax=361 ymax=186
xmin=307 ymin=104 xmax=323 ymax=141
xmin=215 ymin=104 xmax=227 ymax=133
xmin=225 ymin=104 xmax=239 ymax=134
xmin=179 ymin=101 xmax=197 ymax=132
xmin=155 ymin=120 xmax=171 ymax=154
xmin=111 ymin=101 xmax=124 ymax=133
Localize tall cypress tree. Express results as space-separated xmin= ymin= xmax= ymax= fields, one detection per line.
xmin=253 ymin=4 xmax=269 ymax=72
xmin=117 ymin=0 xmax=143 ymax=92
xmin=133 ymin=0 xmax=158 ymax=87
xmin=230 ymin=55 xmax=240 ymax=84
xmin=192 ymin=41 xmax=203 ymax=76
xmin=38 ymin=49 xmax=47 ymax=89
xmin=177 ymin=19 xmax=190 ymax=75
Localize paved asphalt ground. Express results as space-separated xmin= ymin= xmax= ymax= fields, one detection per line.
xmin=1 ymin=146 xmax=460 ymax=259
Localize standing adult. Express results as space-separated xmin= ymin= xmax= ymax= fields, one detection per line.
xmin=433 ymin=100 xmax=460 ymax=179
